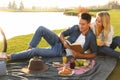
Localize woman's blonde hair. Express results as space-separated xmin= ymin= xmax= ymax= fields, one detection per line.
xmin=97 ymin=11 xmax=111 ymax=40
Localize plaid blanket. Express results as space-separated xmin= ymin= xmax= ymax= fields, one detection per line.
xmin=0 ymin=56 xmax=117 ymax=80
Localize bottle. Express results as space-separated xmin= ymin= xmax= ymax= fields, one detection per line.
xmin=70 ymin=57 xmax=75 ymax=69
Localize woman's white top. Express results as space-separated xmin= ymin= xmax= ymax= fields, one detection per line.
xmin=90 ymin=22 xmax=114 ymax=47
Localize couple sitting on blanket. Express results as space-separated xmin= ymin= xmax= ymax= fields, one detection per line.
xmin=7 ymin=11 xmax=120 ymax=61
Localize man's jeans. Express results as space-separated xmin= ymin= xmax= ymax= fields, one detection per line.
xmin=98 ymin=36 xmax=120 ymax=58
xmin=11 ymin=26 xmax=63 ymax=60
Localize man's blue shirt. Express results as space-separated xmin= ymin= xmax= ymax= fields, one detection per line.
xmin=62 ymin=25 xmax=97 ymax=54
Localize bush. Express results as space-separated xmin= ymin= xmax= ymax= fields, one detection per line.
xmin=89 ymin=9 xmax=110 ymax=12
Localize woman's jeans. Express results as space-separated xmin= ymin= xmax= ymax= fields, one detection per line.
xmin=10 ymin=26 xmax=63 ymax=60
xmin=98 ymin=36 xmax=120 ymax=58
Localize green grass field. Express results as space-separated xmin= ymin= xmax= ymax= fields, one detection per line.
xmin=6 ymin=9 xmax=120 ymax=80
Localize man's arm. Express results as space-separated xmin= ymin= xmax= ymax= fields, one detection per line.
xmin=71 ymin=50 xmax=96 ymax=59
xmin=59 ymin=33 xmax=66 ymax=44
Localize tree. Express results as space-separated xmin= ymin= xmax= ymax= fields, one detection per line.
xmin=32 ymin=6 xmax=36 ymax=10
xmin=19 ymin=1 xmax=24 ymax=10
xmin=8 ymin=1 xmax=12 ymax=9
xmin=12 ymin=1 xmax=17 ymax=9
xmin=108 ymin=0 xmax=120 ymax=9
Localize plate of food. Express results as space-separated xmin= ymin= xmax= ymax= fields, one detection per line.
xmin=52 ymin=62 xmax=63 ymax=67
xmin=58 ymin=67 xmax=74 ymax=76
xmin=75 ymin=59 xmax=91 ymax=68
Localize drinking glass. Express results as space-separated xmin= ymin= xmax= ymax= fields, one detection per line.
xmin=97 ymin=38 xmax=101 ymax=46
xmin=62 ymin=56 xmax=67 ymax=64
xmin=62 ymin=50 xmax=67 ymax=66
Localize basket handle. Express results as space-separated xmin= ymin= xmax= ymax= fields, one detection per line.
xmin=0 ymin=27 xmax=7 ymax=52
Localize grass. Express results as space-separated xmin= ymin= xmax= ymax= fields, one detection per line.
xmin=107 ymin=10 xmax=120 ymax=80
xmin=7 ymin=29 xmax=65 ymax=54
xmin=6 ymin=9 xmax=120 ymax=80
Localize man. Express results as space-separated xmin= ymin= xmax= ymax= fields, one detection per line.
xmin=59 ymin=13 xmax=97 ymax=59
xmin=7 ymin=13 xmax=97 ymax=60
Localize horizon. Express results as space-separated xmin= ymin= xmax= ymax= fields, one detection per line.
xmin=0 ymin=0 xmax=119 ymax=8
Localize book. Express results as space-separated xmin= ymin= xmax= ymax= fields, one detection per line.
xmin=65 ymin=40 xmax=83 ymax=53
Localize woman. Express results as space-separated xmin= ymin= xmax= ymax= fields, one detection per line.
xmin=91 ymin=11 xmax=120 ymax=58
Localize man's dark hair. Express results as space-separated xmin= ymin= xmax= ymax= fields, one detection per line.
xmin=81 ymin=13 xmax=91 ymax=23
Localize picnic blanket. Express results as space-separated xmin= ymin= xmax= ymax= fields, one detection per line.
xmin=0 ymin=56 xmax=117 ymax=80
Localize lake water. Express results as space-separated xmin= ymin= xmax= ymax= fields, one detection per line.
xmin=0 ymin=12 xmax=95 ymax=39
xmin=0 ymin=12 xmax=79 ymax=39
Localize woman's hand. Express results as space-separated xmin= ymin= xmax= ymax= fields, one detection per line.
xmin=99 ymin=41 xmax=106 ymax=46
xmin=97 ymin=38 xmax=105 ymax=46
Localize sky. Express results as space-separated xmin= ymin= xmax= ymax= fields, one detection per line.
xmin=0 ymin=0 xmax=119 ymax=8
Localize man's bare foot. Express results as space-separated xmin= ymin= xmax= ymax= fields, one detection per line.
xmin=6 ymin=55 xmax=10 ymax=60
xmin=0 ymin=52 xmax=7 ymax=60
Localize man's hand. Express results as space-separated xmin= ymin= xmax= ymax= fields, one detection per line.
xmin=59 ymin=33 xmax=70 ymax=49
xmin=71 ymin=50 xmax=81 ymax=58
xmin=63 ymin=41 xmax=70 ymax=49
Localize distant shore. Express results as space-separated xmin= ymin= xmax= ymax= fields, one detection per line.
xmin=0 ymin=8 xmax=110 ymax=17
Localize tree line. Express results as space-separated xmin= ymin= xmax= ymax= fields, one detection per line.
xmin=8 ymin=1 xmax=24 ymax=10
xmin=6 ymin=0 xmax=120 ymax=11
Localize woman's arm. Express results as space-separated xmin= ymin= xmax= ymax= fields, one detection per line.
xmin=104 ymin=26 xmax=114 ymax=47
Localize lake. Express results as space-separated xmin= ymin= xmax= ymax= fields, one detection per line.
xmin=0 ymin=12 xmax=79 ymax=39
xmin=0 ymin=12 xmax=95 ymax=39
